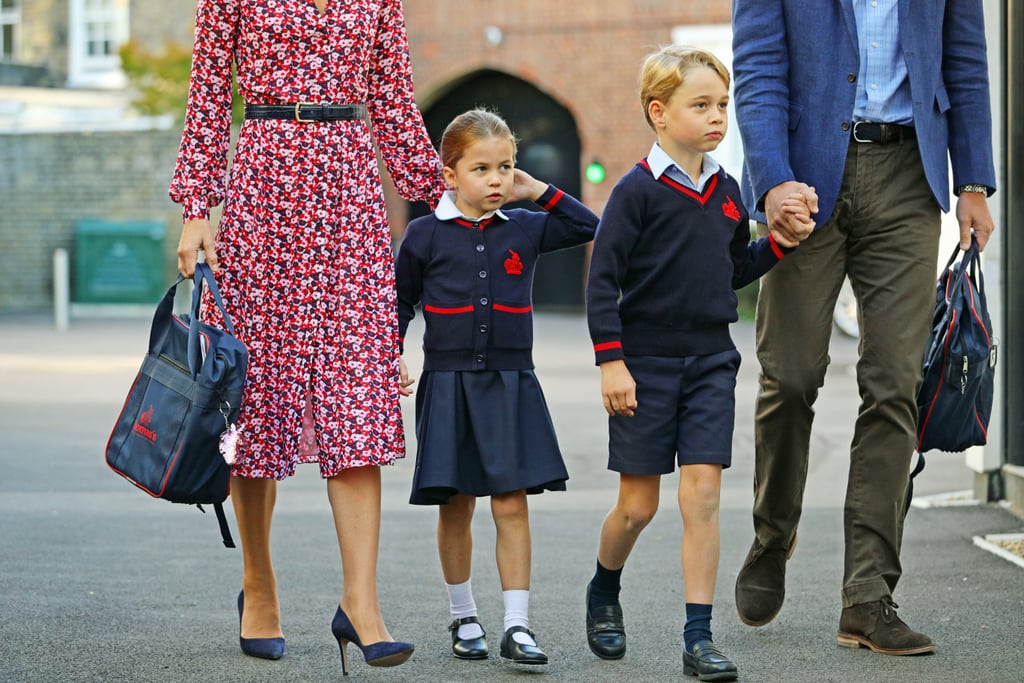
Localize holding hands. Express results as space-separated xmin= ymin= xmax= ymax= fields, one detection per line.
xmin=766 ymin=181 xmax=818 ymax=248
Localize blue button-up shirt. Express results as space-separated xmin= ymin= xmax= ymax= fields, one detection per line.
xmin=852 ymin=0 xmax=913 ymax=124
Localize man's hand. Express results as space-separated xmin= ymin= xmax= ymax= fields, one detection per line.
xmin=765 ymin=181 xmax=818 ymax=243
xmin=177 ymin=218 xmax=219 ymax=277
xmin=600 ymin=359 xmax=638 ymax=417
xmin=955 ymin=192 xmax=995 ymax=251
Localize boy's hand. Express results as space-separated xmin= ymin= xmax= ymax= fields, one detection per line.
xmin=600 ymin=360 xmax=638 ymax=417
xmin=399 ymin=358 xmax=415 ymax=397
xmin=509 ymin=168 xmax=548 ymax=203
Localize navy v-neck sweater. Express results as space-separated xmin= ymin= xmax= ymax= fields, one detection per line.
xmin=586 ymin=160 xmax=792 ymax=364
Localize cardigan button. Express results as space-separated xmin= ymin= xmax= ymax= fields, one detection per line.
xmin=475 ymin=354 xmax=485 ymax=363
xmin=480 ymin=297 xmax=489 ymax=305
xmin=479 ymin=324 xmax=488 ymax=333
xmin=476 ymin=244 xmax=485 ymax=252
xmin=479 ymin=270 xmax=487 ymax=279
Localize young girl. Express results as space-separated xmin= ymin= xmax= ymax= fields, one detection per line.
xmin=395 ymin=109 xmax=598 ymax=665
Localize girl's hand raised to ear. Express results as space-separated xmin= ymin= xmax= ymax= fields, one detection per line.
xmin=509 ymin=168 xmax=549 ymax=204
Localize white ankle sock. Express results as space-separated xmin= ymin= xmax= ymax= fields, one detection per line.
xmin=447 ymin=579 xmax=484 ymax=639
xmin=503 ymin=589 xmax=534 ymax=644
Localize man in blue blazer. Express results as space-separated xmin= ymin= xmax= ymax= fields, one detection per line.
xmin=731 ymin=0 xmax=996 ymax=656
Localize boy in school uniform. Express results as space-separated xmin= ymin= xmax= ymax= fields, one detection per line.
xmin=583 ymin=46 xmax=814 ymax=680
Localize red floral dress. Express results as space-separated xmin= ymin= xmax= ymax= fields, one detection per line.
xmin=169 ymin=0 xmax=443 ymax=479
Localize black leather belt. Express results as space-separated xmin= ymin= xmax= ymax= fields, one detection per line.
xmin=851 ymin=121 xmax=915 ymax=144
xmin=244 ymin=103 xmax=367 ymax=122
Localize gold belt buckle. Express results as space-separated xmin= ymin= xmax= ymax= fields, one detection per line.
xmin=294 ymin=102 xmax=317 ymax=123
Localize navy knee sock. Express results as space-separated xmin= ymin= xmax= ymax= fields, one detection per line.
xmin=684 ymin=603 xmax=713 ymax=652
xmin=588 ymin=560 xmax=622 ymax=609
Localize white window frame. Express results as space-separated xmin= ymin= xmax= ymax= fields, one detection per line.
xmin=68 ymin=0 xmax=129 ymax=88
xmin=1 ymin=0 xmax=20 ymax=62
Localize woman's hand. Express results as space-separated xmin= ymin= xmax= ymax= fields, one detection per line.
xmin=177 ymin=218 xmax=219 ymax=278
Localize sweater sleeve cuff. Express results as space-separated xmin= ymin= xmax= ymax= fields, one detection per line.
xmin=537 ymin=184 xmax=564 ymax=211
xmin=768 ymin=232 xmax=796 ymax=259
xmin=181 ymin=196 xmax=210 ymax=221
xmin=593 ymin=340 xmax=624 ymax=365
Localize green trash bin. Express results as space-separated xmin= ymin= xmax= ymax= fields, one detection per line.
xmin=74 ymin=219 xmax=167 ymax=304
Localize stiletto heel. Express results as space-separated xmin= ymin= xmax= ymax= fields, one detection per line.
xmin=237 ymin=591 xmax=286 ymax=660
xmin=331 ymin=606 xmax=414 ymax=675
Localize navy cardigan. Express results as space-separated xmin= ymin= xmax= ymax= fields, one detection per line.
xmin=587 ymin=160 xmax=792 ymax=365
xmin=397 ymin=185 xmax=598 ymax=371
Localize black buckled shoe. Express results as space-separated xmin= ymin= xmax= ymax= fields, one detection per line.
xmin=837 ymin=597 xmax=935 ymax=656
xmin=499 ymin=626 xmax=548 ymax=665
xmin=449 ymin=616 xmax=488 ymax=660
xmin=735 ymin=536 xmax=796 ymax=626
xmin=683 ymin=639 xmax=738 ymax=681
xmin=586 ymin=584 xmax=626 ymax=659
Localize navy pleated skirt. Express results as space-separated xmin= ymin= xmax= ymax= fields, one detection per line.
xmin=409 ymin=369 xmax=568 ymax=505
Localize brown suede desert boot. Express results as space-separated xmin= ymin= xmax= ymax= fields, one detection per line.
xmin=734 ymin=537 xmax=794 ymax=626
xmin=837 ymin=597 xmax=935 ymax=655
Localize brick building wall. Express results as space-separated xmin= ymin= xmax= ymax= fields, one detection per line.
xmin=404 ymin=1 xmax=731 ymax=211
xmin=0 ymin=130 xmax=183 ymax=311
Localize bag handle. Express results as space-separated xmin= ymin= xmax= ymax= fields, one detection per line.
xmin=187 ymin=263 xmax=238 ymax=377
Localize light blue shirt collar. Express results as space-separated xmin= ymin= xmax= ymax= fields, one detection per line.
xmin=646 ymin=142 xmax=720 ymax=192
xmin=435 ymin=191 xmax=508 ymax=222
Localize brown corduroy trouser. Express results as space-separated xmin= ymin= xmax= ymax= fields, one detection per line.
xmin=752 ymin=138 xmax=942 ymax=608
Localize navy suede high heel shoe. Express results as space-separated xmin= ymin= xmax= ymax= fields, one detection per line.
xmin=237 ymin=591 xmax=286 ymax=660
xmin=331 ymin=606 xmax=414 ymax=675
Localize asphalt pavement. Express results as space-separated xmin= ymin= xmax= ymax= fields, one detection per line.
xmin=1 ymin=312 xmax=1022 ymax=683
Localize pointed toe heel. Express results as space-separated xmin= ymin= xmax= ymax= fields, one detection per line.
xmin=331 ymin=606 xmax=414 ymax=675
xmin=237 ymin=591 xmax=286 ymax=660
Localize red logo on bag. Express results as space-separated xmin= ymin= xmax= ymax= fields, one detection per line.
xmin=504 ymin=250 xmax=524 ymax=275
xmin=133 ymin=405 xmax=157 ymax=443
xmin=722 ymin=196 xmax=741 ymax=222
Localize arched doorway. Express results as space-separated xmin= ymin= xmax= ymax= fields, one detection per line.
xmin=413 ymin=70 xmax=586 ymax=309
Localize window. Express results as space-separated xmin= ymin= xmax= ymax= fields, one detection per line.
xmin=68 ymin=0 xmax=129 ymax=88
xmin=0 ymin=0 xmax=19 ymax=62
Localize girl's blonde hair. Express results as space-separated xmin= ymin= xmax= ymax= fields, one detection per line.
xmin=439 ymin=108 xmax=518 ymax=168
xmin=639 ymin=46 xmax=731 ymax=130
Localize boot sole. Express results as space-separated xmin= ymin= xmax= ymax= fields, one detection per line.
xmin=837 ymin=631 xmax=936 ymax=656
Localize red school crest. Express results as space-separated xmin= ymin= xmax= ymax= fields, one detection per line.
xmin=722 ymin=196 xmax=741 ymax=222
xmin=504 ymin=249 xmax=524 ymax=275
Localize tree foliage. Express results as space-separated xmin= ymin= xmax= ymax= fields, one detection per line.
xmin=119 ymin=40 xmax=244 ymax=124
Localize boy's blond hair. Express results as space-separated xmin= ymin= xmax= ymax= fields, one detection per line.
xmin=639 ymin=46 xmax=731 ymax=130
xmin=439 ymin=108 xmax=518 ymax=168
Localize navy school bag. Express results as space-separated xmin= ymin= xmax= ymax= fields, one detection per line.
xmin=105 ymin=263 xmax=247 ymax=547
xmin=915 ymin=236 xmax=997 ymax=455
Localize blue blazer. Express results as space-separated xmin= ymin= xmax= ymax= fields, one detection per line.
xmin=731 ymin=0 xmax=996 ymax=225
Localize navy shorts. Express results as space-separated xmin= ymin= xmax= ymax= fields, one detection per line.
xmin=607 ymin=350 xmax=741 ymax=475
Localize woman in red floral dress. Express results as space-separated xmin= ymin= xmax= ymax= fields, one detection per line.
xmin=169 ymin=0 xmax=443 ymax=671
